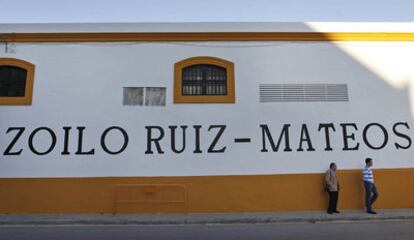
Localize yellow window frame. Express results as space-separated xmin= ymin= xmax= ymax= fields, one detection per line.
xmin=0 ymin=58 xmax=35 ymax=105
xmin=174 ymin=56 xmax=235 ymax=104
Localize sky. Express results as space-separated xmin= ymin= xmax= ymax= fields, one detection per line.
xmin=0 ymin=0 xmax=413 ymax=23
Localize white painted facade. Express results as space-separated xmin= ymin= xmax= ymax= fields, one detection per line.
xmin=0 ymin=23 xmax=413 ymax=178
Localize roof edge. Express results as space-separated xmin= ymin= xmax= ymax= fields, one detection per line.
xmin=1 ymin=22 xmax=414 ymax=34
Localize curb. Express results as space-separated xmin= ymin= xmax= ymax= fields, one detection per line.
xmin=0 ymin=211 xmax=413 ymax=226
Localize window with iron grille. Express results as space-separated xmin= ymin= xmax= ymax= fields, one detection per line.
xmin=0 ymin=66 xmax=27 ymax=97
xmin=0 ymin=58 xmax=35 ymax=105
xmin=174 ymin=56 xmax=235 ymax=103
xmin=182 ymin=64 xmax=227 ymax=96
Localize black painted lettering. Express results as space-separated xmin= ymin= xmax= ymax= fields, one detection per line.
xmin=260 ymin=124 xmax=292 ymax=152
xmin=297 ymin=124 xmax=315 ymax=151
xmin=363 ymin=123 xmax=388 ymax=150
xmin=28 ymin=127 xmax=57 ymax=155
xmin=61 ymin=126 xmax=71 ymax=155
xmin=193 ymin=125 xmax=202 ymax=154
xmin=393 ymin=122 xmax=412 ymax=150
xmin=340 ymin=123 xmax=360 ymax=151
xmin=101 ymin=126 xmax=129 ymax=155
xmin=318 ymin=123 xmax=336 ymax=151
xmin=207 ymin=125 xmax=226 ymax=153
xmin=145 ymin=126 xmax=165 ymax=154
xmin=75 ymin=127 xmax=95 ymax=155
xmin=3 ymin=127 xmax=25 ymax=155
xmin=170 ymin=125 xmax=187 ymax=154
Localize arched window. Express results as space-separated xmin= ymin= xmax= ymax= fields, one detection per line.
xmin=174 ymin=56 xmax=235 ymax=103
xmin=0 ymin=58 xmax=35 ymax=105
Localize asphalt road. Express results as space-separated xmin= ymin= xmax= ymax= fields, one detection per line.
xmin=0 ymin=220 xmax=413 ymax=240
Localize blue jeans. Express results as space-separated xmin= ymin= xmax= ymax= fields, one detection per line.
xmin=364 ymin=181 xmax=378 ymax=211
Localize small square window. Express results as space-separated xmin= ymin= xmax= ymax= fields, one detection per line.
xmin=145 ymin=87 xmax=166 ymax=106
xmin=123 ymin=87 xmax=143 ymax=106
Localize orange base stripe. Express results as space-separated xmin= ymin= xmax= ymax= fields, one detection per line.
xmin=0 ymin=168 xmax=413 ymax=213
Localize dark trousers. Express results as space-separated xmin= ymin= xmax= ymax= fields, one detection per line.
xmin=364 ymin=181 xmax=378 ymax=211
xmin=327 ymin=191 xmax=338 ymax=213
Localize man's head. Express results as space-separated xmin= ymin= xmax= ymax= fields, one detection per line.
xmin=365 ymin=158 xmax=373 ymax=167
xmin=330 ymin=162 xmax=337 ymax=171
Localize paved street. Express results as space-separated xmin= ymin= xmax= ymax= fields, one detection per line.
xmin=0 ymin=220 xmax=413 ymax=240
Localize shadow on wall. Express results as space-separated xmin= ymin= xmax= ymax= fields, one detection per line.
xmin=309 ymin=24 xmax=414 ymax=211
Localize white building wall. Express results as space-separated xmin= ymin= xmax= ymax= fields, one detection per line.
xmin=0 ymin=40 xmax=413 ymax=177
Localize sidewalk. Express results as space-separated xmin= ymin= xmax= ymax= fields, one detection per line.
xmin=0 ymin=209 xmax=413 ymax=225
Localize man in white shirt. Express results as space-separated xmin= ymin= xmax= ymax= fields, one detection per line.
xmin=362 ymin=157 xmax=379 ymax=214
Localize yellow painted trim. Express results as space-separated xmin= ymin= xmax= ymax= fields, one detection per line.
xmin=2 ymin=32 xmax=414 ymax=42
xmin=0 ymin=58 xmax=35 ymax=105
xmin=0 ymin=168 xmax=413 ymax=213
xmin=174 ymin=56 xmax=235 ymax=104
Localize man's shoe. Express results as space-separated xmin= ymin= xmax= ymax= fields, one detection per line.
xmin=367 ymin=210 xmax=377 ymax=214
xmin=333 ymin=210 xmax=340 ymax=213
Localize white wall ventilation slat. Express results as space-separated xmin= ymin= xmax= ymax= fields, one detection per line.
xmin=259 ymin=84 xmax=349 ymax=103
